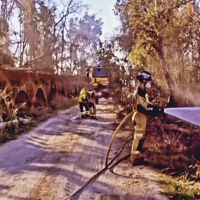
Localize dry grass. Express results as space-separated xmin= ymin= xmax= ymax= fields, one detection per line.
xmin=0 ymin=96 xmax=79 ymax=144
xmin=160 ymin=174 xmax=200 ymax=199
xmin=50 ymin=96 xmax=78 ymax=110
xmin=112 ymin=81 xmax=200 ymax=198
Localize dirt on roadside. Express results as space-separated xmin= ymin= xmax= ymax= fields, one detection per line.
xmin=0 ymin=98 xmax=169 ymax=200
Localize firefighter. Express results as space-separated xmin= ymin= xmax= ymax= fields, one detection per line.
xmin=78 ymin=83 xmax=90 ymax=118
xmin=131 ymin=70 xmax=164 ymax=165
xmin=87 ymin=84 xmax=98 ymax=119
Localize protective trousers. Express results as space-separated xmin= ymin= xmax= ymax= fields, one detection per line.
xmin=131 ymin=111 xmax=147 ymax=163
xmin=79 ymin=102 xmax=89 ymax=117
xmin=88 ymin=102 xmax=96 ymax=117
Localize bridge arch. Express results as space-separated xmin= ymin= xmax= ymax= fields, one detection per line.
xmin=0 ymin=68 xmax=90 ymax=112
xmin=15 ymin=90 xmax=31 ymax=107
xmin=34 ymin=88 xmax=46 ymax=108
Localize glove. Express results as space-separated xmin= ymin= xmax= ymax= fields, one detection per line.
xmin=150 ymin=105 xmax=164 ymax=116
xmin=152 ymin=106 xmax=164 ymax=114
xmin=146 ymin=104 xmax=164 ymax=116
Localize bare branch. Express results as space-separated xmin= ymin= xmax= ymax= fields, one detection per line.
xmin=12 ymin=0 xmax=25 ymax=10
xmin=54 ymin=0 xmax=83 ymax=34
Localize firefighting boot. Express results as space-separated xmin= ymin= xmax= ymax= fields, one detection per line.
xmin=130 ymin=151 xmax=140 ymax=164
xmin=131 ymin=151 xmax=147 ymax=166
xmin=81 ymin=115 xmax=86 ymax=119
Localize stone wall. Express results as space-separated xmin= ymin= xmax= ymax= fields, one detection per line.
xmin=0 ymin=68 xmax=90 ymax=110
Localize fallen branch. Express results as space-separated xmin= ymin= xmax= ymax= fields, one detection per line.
xmin=6 ymin=117 xmax=32 ymax=127
xmin=164 ymin=124 xmax=198 ymax=134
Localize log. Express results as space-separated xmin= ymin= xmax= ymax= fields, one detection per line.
xmin=6 ymin=117 xmax=32 ymax=127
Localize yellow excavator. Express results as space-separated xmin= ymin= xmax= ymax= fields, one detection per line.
xmin=90 ymin=64 xmax=110 ymax=97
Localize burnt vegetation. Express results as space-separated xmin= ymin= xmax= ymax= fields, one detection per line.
xmin=109 ymin=1 xmax=200 ymax=194
xmin=112 ymin=75 xmax=200 ymax=198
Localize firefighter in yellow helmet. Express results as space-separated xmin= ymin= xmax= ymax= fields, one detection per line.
xmin=78 ymin=83 xmax=90 ymax=118
xmin=131 ymin=71 xmax=164 ymax=165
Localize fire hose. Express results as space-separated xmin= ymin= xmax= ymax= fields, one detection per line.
xmin=66 ymin=112 xmax=134 ymax=200
xmin=66 ymin=104 xmax=165 ymax=199
xmin=105 ymin=110 xmax=134 ymax=167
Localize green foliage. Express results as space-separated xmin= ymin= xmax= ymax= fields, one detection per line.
xmin=128 ymin=41 xmax=150 ymax=67
xmin=160 ymin=174 xmax=200 ymax=199
xmin=115 ymin=0 xmax=200 ymax=106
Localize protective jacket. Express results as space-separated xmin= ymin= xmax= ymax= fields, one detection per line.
xmin=133 ymin=87 xmax=150 ymax=111
xmin=133 ymin=87 xmax=162 ymax=117
xmin=87 ymin=90 xmax=98 ymax=104
xmin=78 ymin=88 xmax=87 ymax=103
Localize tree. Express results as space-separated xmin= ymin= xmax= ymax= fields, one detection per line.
xmin=11 ymin=0 xmax=87 ymax=73
xmin=118 ymin=0 xmax=199 ymax=105
xmin=113 ymin=0 xmax=132 ymax=57
xmin=0 ymin=0 xmax=15 ymax=66
xmin=66 ymin=12 xmax=103 ymax=75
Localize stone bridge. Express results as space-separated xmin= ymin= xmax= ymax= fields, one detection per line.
xmin=0 ymin=68 xmax=90 ymax=111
